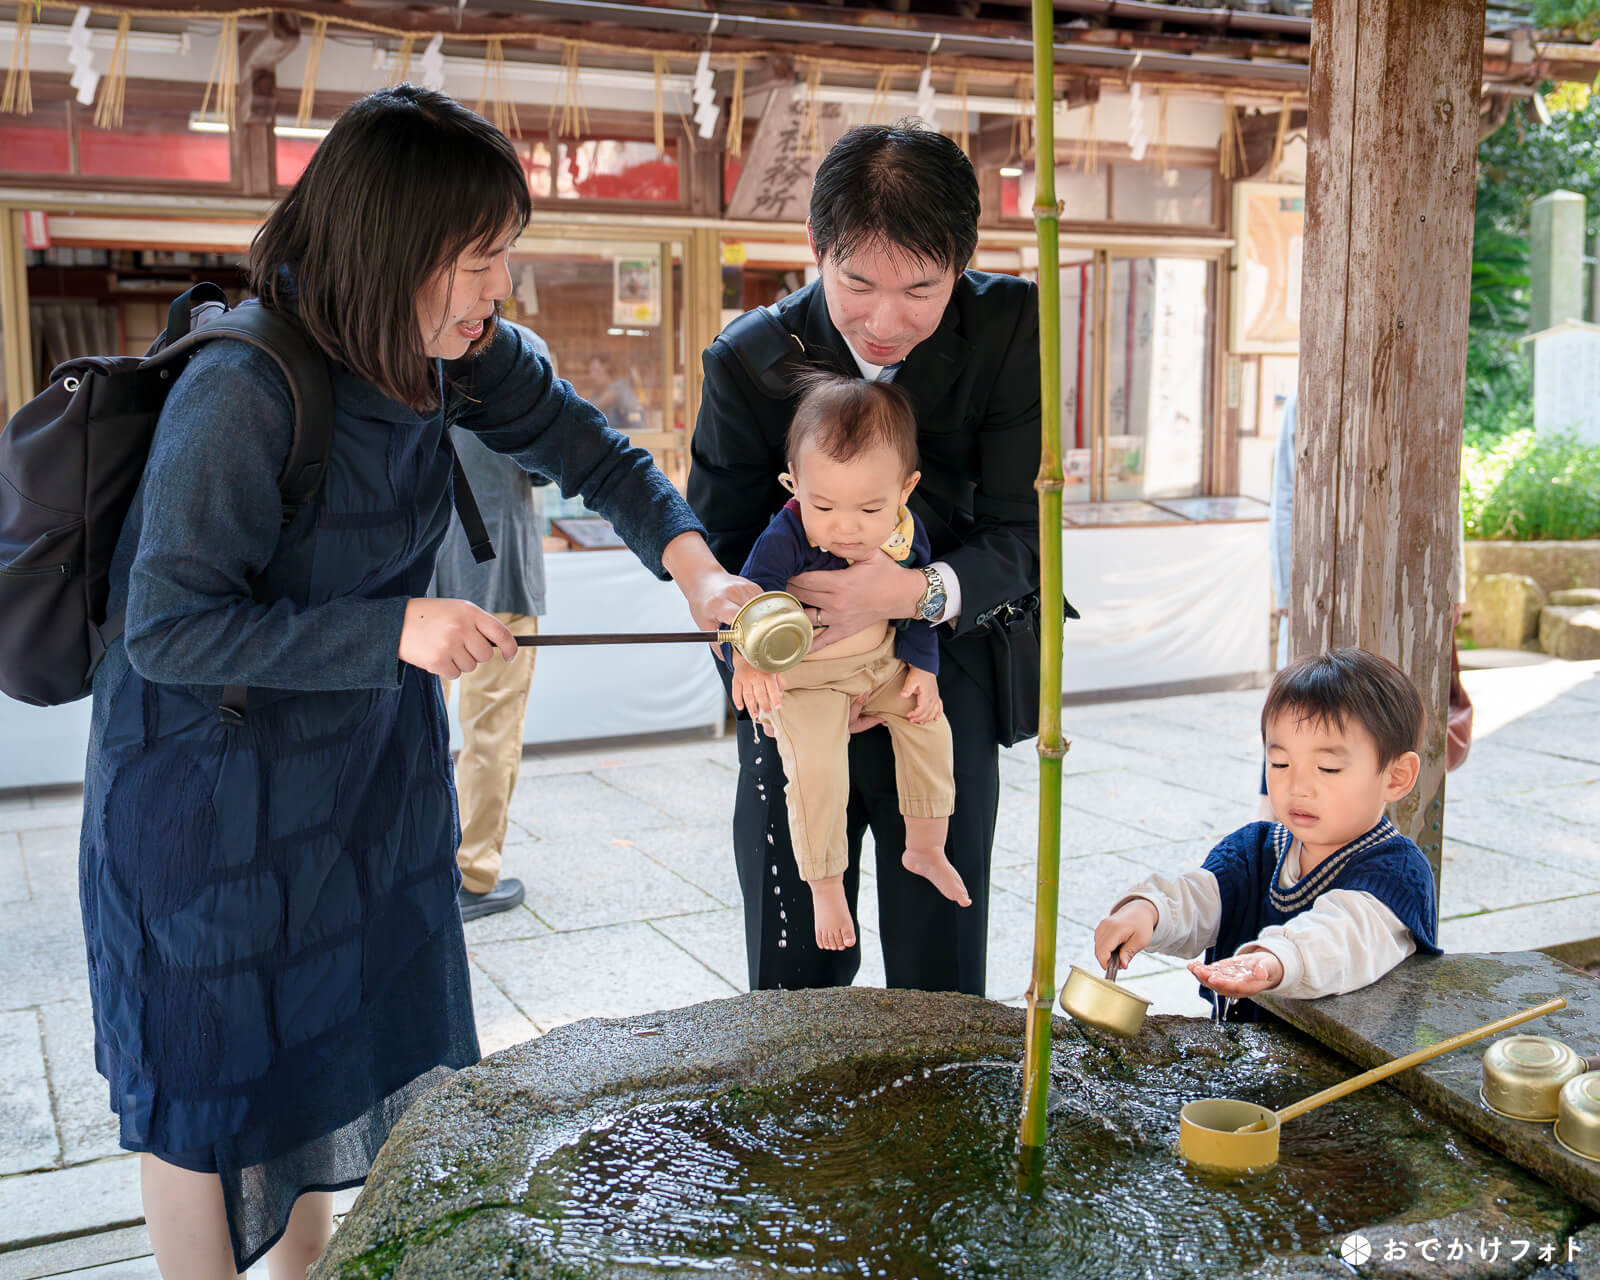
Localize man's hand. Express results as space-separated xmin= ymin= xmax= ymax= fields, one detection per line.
xmin=1093 ymin=899 xmax=1158 ymax=973
xmin=846 ymin=691 xmax=884 ymax=735
xmin=730 ymin=653 xmax=785 ymax=720
xmin=1188 ymin=950 xmax=1284 ymax=997
xmin=788 ymin=551 xmax=926 ymax=652
xmin=901 ymin=667 xmax=943 ymax=724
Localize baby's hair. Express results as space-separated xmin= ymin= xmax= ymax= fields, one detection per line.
xmin=1260 ymin=647 xmax=1425 ymax=766
xmin=785 ymin=369 xmax=919 ymax=478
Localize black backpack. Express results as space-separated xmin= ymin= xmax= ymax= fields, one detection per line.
xmin=0 ymin=282 xmax=491 ymax=711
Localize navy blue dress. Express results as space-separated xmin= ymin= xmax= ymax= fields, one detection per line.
xmin=79 ymin=320 xmax=701 ymax=1269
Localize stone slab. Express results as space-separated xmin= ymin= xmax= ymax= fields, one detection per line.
xmin=587 ymin=758 xmax=739 ymax=829
xmin=1542 ymin=604 xmax=1600 ymax=661
xmin=508 ymin=837 xmax=718 ymax=933
xmin=0 ymin=804 xmax=86 ymax=836
xmin=467 ymin=961 xmax=539 ymax=1059
xmin=1258 ymin=950 xmax=1600 ymax=1214
xmin=0 ymin=1224 xmax=153 ymax=1280
xmin=37 ymin=1000 xmax=122 ymax=1165
xmin=0 ymin=1011 xmax=57 ymax=1174
xmin=991 ymin=801 xmax=1154 ymax=863
xmin=1448 ymin=741 xmax=1600 ymax=798
xmin=0 ymin=1157 xmax=142 ymax=1250
xmin=1058 ymin=769 xmax=1241 ymax=841
xmin=627 ymin=821 xmax=743 ymax=908
xmin=505 ymin=771 xmax=681 ymax=844
xmin=0 ymin=912 xmax=93 ymax=1011
xmin=0 ymin=832 xmax=27 ymax=907
xmin=1438 ymin=894 xmax=1600 ymax=954
xmin=1437 ymin=839 xmax=1600 ymax=917
xmin=470 ymin=922 xmax=739 ymax=1031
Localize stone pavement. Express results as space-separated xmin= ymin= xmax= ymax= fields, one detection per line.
xmin=1 ymin=657 xmax=1596 ymax=1279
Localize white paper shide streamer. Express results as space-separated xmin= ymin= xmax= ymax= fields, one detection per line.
xmin=419 ymin=34 xmax=445 ymax=92
xmin=914 ymin=67 xmax=937 ymax=126
xmin=693 ymin=49 xmax=719 ymax=139
xmin=66 ymin=7 xmax=98 ymax=106
xmin=1127 ymin=81 xmax=1148 ymax=163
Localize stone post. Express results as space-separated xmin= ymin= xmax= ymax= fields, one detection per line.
xmin=1529 ymin=190 xmax=1586 ymax=333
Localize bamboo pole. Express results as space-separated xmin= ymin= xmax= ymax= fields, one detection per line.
xmin=1018 ymin=0 xmax=1066 ymax=1157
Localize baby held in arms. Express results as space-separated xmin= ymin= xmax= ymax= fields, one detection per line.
xmin=729 ymin=371 xmax=965 ymax=953
xmin=1094 ymin=648 xmax=1441 ymax=1021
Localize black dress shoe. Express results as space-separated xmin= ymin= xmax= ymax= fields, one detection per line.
xmin=458 ymin=877 xmax=526 ymax=922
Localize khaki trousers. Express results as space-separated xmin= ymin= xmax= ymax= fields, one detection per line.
xmin=763 ymin=631 xmax=955 ymax=883
xmin=441 ymin=612 xmax=538 ymax=895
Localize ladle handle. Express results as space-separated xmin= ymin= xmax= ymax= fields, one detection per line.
xmin=1275 ymin=996 xmax=1567 ymax=1126
xmin=514 ymin=631 xmax=725 ymax=646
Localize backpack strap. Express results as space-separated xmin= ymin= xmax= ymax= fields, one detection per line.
xmin=164 ymin=301 xmax=336 ymax=527
xmin=718 ymin=304 xmax=805 ymax=398
xmin=450 ymin=446 xmax=495 ymax=564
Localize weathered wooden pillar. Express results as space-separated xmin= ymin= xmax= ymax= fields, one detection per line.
xmin=1292 ymin=0 xmax=1485 ymax=881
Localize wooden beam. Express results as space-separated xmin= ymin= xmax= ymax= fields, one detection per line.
xmin=1293 ymin=0 xmax=1484 ymax=879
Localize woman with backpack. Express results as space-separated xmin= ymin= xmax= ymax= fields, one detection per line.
xmin=78 ymin=85 xmax=758 ymax=1279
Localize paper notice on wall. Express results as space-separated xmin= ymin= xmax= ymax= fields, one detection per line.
xmin=726 ymin=94 xmax=852 ymax=222
xmin=613 ymin=253 xmax=661 ymax=327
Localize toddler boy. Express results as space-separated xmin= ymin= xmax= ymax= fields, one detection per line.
xmin=731 ymin=371 xmax=966 ymax=952
xmin=1093 ymin=647 xmax=1441 ymax=1020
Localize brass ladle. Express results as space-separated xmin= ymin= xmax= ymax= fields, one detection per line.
xmin=1178 ymin=996 xmax=1567 ymax=1172
xmin=513 ymin=590 xmax=816 ymax=675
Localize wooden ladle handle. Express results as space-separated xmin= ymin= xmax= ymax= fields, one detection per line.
xmin=1274 ymin=996 xmax=1568 ymax=1126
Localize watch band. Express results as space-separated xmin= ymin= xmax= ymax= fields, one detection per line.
xmin=917 ymin=564 xmax=948 ymax=622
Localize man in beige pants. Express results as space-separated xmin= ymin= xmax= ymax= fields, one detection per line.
xmin=433 ymin=326 xmax=552 ymax=921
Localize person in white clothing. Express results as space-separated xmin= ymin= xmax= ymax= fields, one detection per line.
xmin=1095 ymin=648 xmax=1441 ymax=1021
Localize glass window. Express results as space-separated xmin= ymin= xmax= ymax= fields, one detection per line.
xmin=1008 ymin=164 xmax=1108 ymax=221
xmin=554 ymin=139 xmax=680 ymax=202
xmin=501 ymin=239 xmax=685 ymax=507
xmin=1111 ymin=164 xmax=1215 ymax=226
xmin=1058 ymin=256 xmax=1214 ymax=502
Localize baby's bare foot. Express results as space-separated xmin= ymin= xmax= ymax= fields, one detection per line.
xmin=809 ymin=877 xmax=856 ymax=950
xmin=902 ymin=847 xmax=971 ymax=906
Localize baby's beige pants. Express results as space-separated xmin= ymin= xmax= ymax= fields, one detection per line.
xmin=760 ymin=630 xmax=955 ymax=882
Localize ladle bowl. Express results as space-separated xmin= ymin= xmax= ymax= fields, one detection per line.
xmin=1060 ymin=951 xmax=1150 ymax=1038
xmin=511 ymin=590 xmax=815 ymax=675
xmin=1177 ymin=996 xmax=1567 ymax=1173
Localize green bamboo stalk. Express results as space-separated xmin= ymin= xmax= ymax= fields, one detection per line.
xmin=1018 ymin=0 xmax=1065 ymax=1156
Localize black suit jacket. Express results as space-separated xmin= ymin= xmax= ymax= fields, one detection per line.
xmin=688 ymin=271 xmax=1042 ymax=684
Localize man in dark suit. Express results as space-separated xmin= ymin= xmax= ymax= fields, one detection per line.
xmin=688 ymin=122 xmax=1040 ymax=996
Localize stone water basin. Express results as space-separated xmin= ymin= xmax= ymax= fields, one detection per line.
xmin=312 ymin=989 xmax=1594 ymax=1280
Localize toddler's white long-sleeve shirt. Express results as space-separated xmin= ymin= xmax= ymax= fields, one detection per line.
xmin=1112 ymin=844 xmax=1416 ymax=999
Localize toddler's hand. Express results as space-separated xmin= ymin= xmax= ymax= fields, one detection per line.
xmin=1188 ymin=950 xmax=1284 ymax=997
xmin=730 ymin=654 xmax=784 ymax=721
xmin=1093 ymin=899 xmax=1158 ymax=973
xmin=901 ymin=667 xmax=943 ymax=724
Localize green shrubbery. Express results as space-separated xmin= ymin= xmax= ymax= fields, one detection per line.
xmin=1461 ymin=428 xmax=1600 ymax=541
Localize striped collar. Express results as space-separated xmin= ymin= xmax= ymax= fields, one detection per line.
xmin=1268 ymin=816 xmax=1398 ymax=914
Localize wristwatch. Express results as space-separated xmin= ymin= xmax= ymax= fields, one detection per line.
xmin=914 ymin=565 xmax=948 ymax=622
